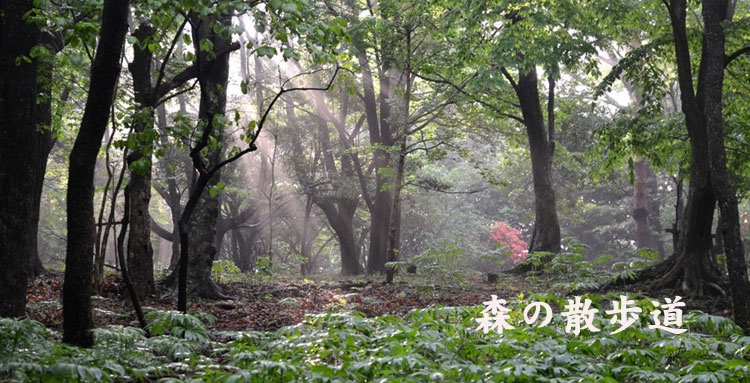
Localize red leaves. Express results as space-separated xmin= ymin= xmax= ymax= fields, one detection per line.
xmin=488 ymin=221 xmax=528 ymax=263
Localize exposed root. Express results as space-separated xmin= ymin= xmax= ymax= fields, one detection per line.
xmin=502 ymin=253 xmax=556 ymax=275
xmin=189 ymin=278 xmax=233 ymax=300
xmin=599 ymin=252 xmax=728 ymax=299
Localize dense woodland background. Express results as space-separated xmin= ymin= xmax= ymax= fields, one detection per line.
xmin=2 ymin=0 xmax=750 ymax=381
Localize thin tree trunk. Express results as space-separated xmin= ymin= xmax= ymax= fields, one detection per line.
xmin=63 ymin=0 xmax=129 ymax=347
xmin=28 ymin=62 xmax=58 ymax=279
xmin=633 ymin=158 xmax=654 ymax=249
xmin=117 ymin=186 xmax=149 ymax=331
xmin=366 ymin=64 xmax=394 ymax=274
xmin=386 ymin=142 xmax=407 ymax=284
xmin=94 ymin=126 xmax=117 ymax=293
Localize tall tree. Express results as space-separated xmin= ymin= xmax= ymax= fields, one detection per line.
xmin=63 ymin=0 xmax=129 ymax=347
xmin=654 ymin=0 xmax=720 ymax=294
xmin=0 ymin=0 xmax=44 ymax=318
xmin=701 ymin=0 xmax=750 ymax=330
xmin=180 ymin=10 xmax=234 ymax=300
xmin=126 ymin=23 xmax=157 ymax=298
xmin=284 ymin=94 xmax=364 ymax=276
xmin=421 ymin=0 xmax=605 ymax=272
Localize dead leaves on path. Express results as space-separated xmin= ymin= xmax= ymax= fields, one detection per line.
xmin=25 ymin=271 xmax=517 ymax=333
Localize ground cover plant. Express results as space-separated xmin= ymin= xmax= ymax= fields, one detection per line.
xmin=3 ymin=0 xmax=750 ymax=381
xmin=4 ymin=294 xmax=750 ymax=382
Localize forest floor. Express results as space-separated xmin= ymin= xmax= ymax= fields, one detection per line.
xmin=25 ymin=269 xmax=734 ymax=333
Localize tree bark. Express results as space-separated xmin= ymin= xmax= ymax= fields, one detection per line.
xmin=181 ymin=11 xmax=233 ymax=301
xmin=649 ymin=0 xmax=721 ymax=294
xmin=126 ymin=23 xmax=156 ymax=298
xmin=506 ymin=68 xmax=561 ymax=274
xmin=63 ymin=0 xmax=129 ymax=347
xmin=365 ymin=60 xmax=394 ymax=274
xmin=28 ymin=61 xmax=57 ymax=279
xmin=0 ymin=0 xmax=43 ymax=317
xmin=386 ymin=142 xmax=406 ymax=284
xmin=701 ymin=0 xmax=750 ymax=329
xmin=633 ymin=158 xmax=655 ymax=249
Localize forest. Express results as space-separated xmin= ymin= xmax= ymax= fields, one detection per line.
xmin=1 ymin=0 xmax=750 ymax=381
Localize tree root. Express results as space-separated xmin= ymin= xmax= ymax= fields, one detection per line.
xmin=600 ymin=252 xmax=727 ymax=298
xmin=502 ymin=253 xmax=556 ymax=275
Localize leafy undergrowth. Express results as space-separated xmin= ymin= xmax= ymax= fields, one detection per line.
xmin=4 ymin=294 xmax=750 ymax=382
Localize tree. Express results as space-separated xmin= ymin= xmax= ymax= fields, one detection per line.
xmin=422 ymin=1 xmax=606 ymax=272
xmin=701 ymin=0 xmax=750 ymax=330
xmin=0 ymin=0 xmax=45 ymax=318
xmin=126 ymin=23 xmax=158 ymax=298
xmin=596 ymin=0 xmax=750 ymax=329
xmin=284 ymin=92 xmax=365 ymax=276
xmin=63 ymin=0 xmax=130 ymax=347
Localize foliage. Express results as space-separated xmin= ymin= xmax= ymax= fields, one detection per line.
xmin=517 ymin=238 xmax=660 ymax=292
xmin=4 ymin=299 xmax=750 ymax=382
xmin=211 ymin=260 xmax=242 ymax=284
xmin=395 ymin=241 xmax=475 ymax=286
xmin=488 ymin=221 xmax=528 ymax=264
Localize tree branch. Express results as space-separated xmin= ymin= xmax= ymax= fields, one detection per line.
xmin=725 ymin=46 xmax=750 ymax=67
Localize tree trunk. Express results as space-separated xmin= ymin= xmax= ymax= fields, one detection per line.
xmin=701 ymin=0 xmax=750 ymax=329
xmin=63 ymin=0 xmax=129 ymax=347
xmin=633 ymin=158 xmax=654 ymax=249
xmin=187 ymin=182 xmax=225 ymax=298
xmin=300 ymin=197 xmax=314 ymax=276
xmin=0 ymin=0 xmax=42 ymax=317
xmin=386 ymin=143 xmax=406 ymax=284
xmin=180 ymin=10 xmax=233 ymax=302
xmin=366 ymin=63 xmax=394 ymax=274
xmin=318 ymin=200 xmax=362 ymax=276
xmin=612 ymin=0 xmax=723 ymax=296
xmin=28 ymin=63 xmax=57 ymax=279
xmin=652 ymin=0 xmax=721 ymax=294
xmin=126 ymin=24 xmax=156 ymax=298
xmin=507 ymin=68 xmax=561 ymax=274
xmin=646 ymin=164 xmax=666 ymax=256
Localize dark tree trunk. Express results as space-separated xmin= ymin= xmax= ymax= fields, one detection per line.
xmin=63 ymin=0 xmax=129 ymax=347
xmin=300 ymin=197 xmax=314 ymax=276
xmin=652 ymin=0 xmax=720 ymax=294
xmin=507 ymin=68 xmax=561 ymax=274
xmin=177 ymin=11 xmax=234 ymax=306
xmin=0 ymin=0 xmax=42 ymax=317
xmin=365 ymin=61 xmax=394 ymax=274
xmin=519 ymin=69 xmax=560 ymax=255
xmin=187 ymin=180 xmax=225 ymax=298
xmin=126 ymin=24 xmax=156 ymax=298
xmin=701 ymin=0 xmax=750 ymax=329
xmin=612 ymin=0 xmax=723 ymax=296
xmin=318 ymin=199 xmax=362 ymax=276
xmin=28 ymin=63 xmax=57 ymax=279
